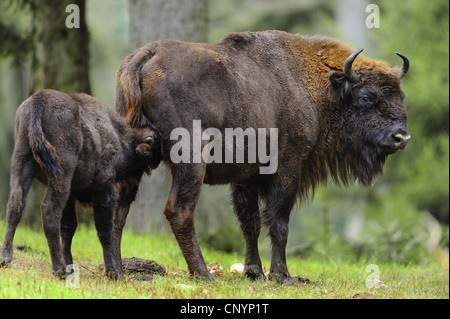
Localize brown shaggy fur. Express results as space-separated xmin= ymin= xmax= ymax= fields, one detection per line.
xmin=116 ymin=30 xmax=409 ymax=282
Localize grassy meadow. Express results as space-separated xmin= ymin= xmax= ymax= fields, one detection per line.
xmin=0 ymin=220 xmax=448 ymax=299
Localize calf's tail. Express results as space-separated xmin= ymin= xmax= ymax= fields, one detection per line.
xmin=28 ymin=97 xmax=64 ymax=191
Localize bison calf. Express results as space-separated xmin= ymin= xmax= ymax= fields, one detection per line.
xmin=0 ymin=89 xmax=162 ymax=279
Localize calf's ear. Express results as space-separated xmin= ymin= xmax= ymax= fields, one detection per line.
xmin=136 ymin=143 xmax=152 ymax=158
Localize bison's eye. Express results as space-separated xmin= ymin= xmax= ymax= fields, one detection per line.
xmin=145 ymin=136 xmax=153 ymax=143
xmin=359 ymin=91 xmax=378 ymax=108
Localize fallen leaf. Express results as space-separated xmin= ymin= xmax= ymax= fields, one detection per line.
xmin=207 ymin=262 xmax=223 ymax=276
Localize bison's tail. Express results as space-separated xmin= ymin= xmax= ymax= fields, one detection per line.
xmin=116 ymin=45 xmax=155 ymax=128
xmin=28 ymin=97 xmax=64 ymax=191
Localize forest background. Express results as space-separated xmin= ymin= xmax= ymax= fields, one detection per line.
xmin=0 ymin=0 xmax=448 ymax=268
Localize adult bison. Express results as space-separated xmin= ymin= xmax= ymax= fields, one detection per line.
xmin=0 ymin=90 xmax=162 ymax=279
xmin=116 ymin=30 xmax=410 ymax=283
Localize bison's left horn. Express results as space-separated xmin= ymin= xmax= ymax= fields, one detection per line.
xmin=344 ymin=48 xmax=364 ymax=83
xmin=396 ymin=52 xmax=409 ymax=78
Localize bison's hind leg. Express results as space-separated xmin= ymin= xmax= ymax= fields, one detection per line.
xmin=164 ymin=164 xmax=213 ymax=281
xmin=0 ymin=157 xmax=38 ymax=267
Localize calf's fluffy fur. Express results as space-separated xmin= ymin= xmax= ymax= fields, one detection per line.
xmin=0 ymin=89 xmax=162 ymax=279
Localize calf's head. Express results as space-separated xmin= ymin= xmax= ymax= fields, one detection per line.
xmin=134 ymin=123 xmax=163 ymax=171
xmin=328 ymin=49 xmax=410 ymax=185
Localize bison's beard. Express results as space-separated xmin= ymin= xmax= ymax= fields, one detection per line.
xmin=346 ymin=145 xmax=388 ymax=186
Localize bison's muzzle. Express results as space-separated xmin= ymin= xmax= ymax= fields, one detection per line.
xmin=382 ymin=126 xmax=411 ymax=153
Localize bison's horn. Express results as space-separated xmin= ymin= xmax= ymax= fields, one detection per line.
xmin=344 ymin=48 xmax=364 ymax=83
xmin=396 ymin=52 xmax=409 ymax=78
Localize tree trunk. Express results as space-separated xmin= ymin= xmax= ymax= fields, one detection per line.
xmin=336 ymin=0 xmax=371 ymax=49
xmin=126 ymin=0 xmax=208 ymax=233
xmin=128 ymin=0 xmax=208 ymax=48
xmin=22 ymin=0 xmax=91 ymax=226
xmin=30 ymin=0 xmax=91 ymax=94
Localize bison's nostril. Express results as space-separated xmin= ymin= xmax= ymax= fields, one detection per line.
xmin=393 ymin=132 xmax=411 ymax=149
xmin=394 ymin=133 xmax=411 ymax=142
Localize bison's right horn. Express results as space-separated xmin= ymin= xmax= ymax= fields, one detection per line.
xmin=344 ymin=48 xmax=364 ymax=83
xmin=396 ymin=52 xmax=409 ymax=78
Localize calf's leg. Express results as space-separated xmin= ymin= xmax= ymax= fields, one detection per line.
xmin=41 ymin=184 xmax=71 ymax=278
xmin=0 ymin=158 xmax=37 ymax=266
xmin=93 ymin=183 xmax=120 ymax=279
xmin=113 ymin=178 xmax=141 ymax=280
xmin=60 ymin=196 xmax=77 ymax=266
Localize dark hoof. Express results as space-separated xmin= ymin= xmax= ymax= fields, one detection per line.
xmin=105 ymin=270 xmax=120 ymax=280
xmin=117 ymin=273 xmax=126 ymax=281
xmin=0 ymin=259 xmax=11 ymax=268
xmin=244 ymin=265 xmax=265 ymax=281
xmin=0 ymin=252 xmax=12 ymax=267
xmin=53 ymin=269 xmax=68 ymax=280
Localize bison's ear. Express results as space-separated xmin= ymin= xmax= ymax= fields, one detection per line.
xmin=136 ymin=143 xmax=152 ymax=158
xmin=328 ymin=71 xmax=353 ymax=107
xmin=329 ymin=71 xmax=345 ymax=87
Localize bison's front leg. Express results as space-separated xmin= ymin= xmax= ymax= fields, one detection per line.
xmin=164 ymin=164 xmax=213 ymax=281
xmin=262 ymin=169 xmax=304 ymax=284
xmin=231 ymin=182 xmax=264 ymax=280
xmin=93 ymin=183 xmax=120 ymax=280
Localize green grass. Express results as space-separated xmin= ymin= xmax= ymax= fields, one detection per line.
xmin=0 ymin=220 xmax=448 ymax=299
